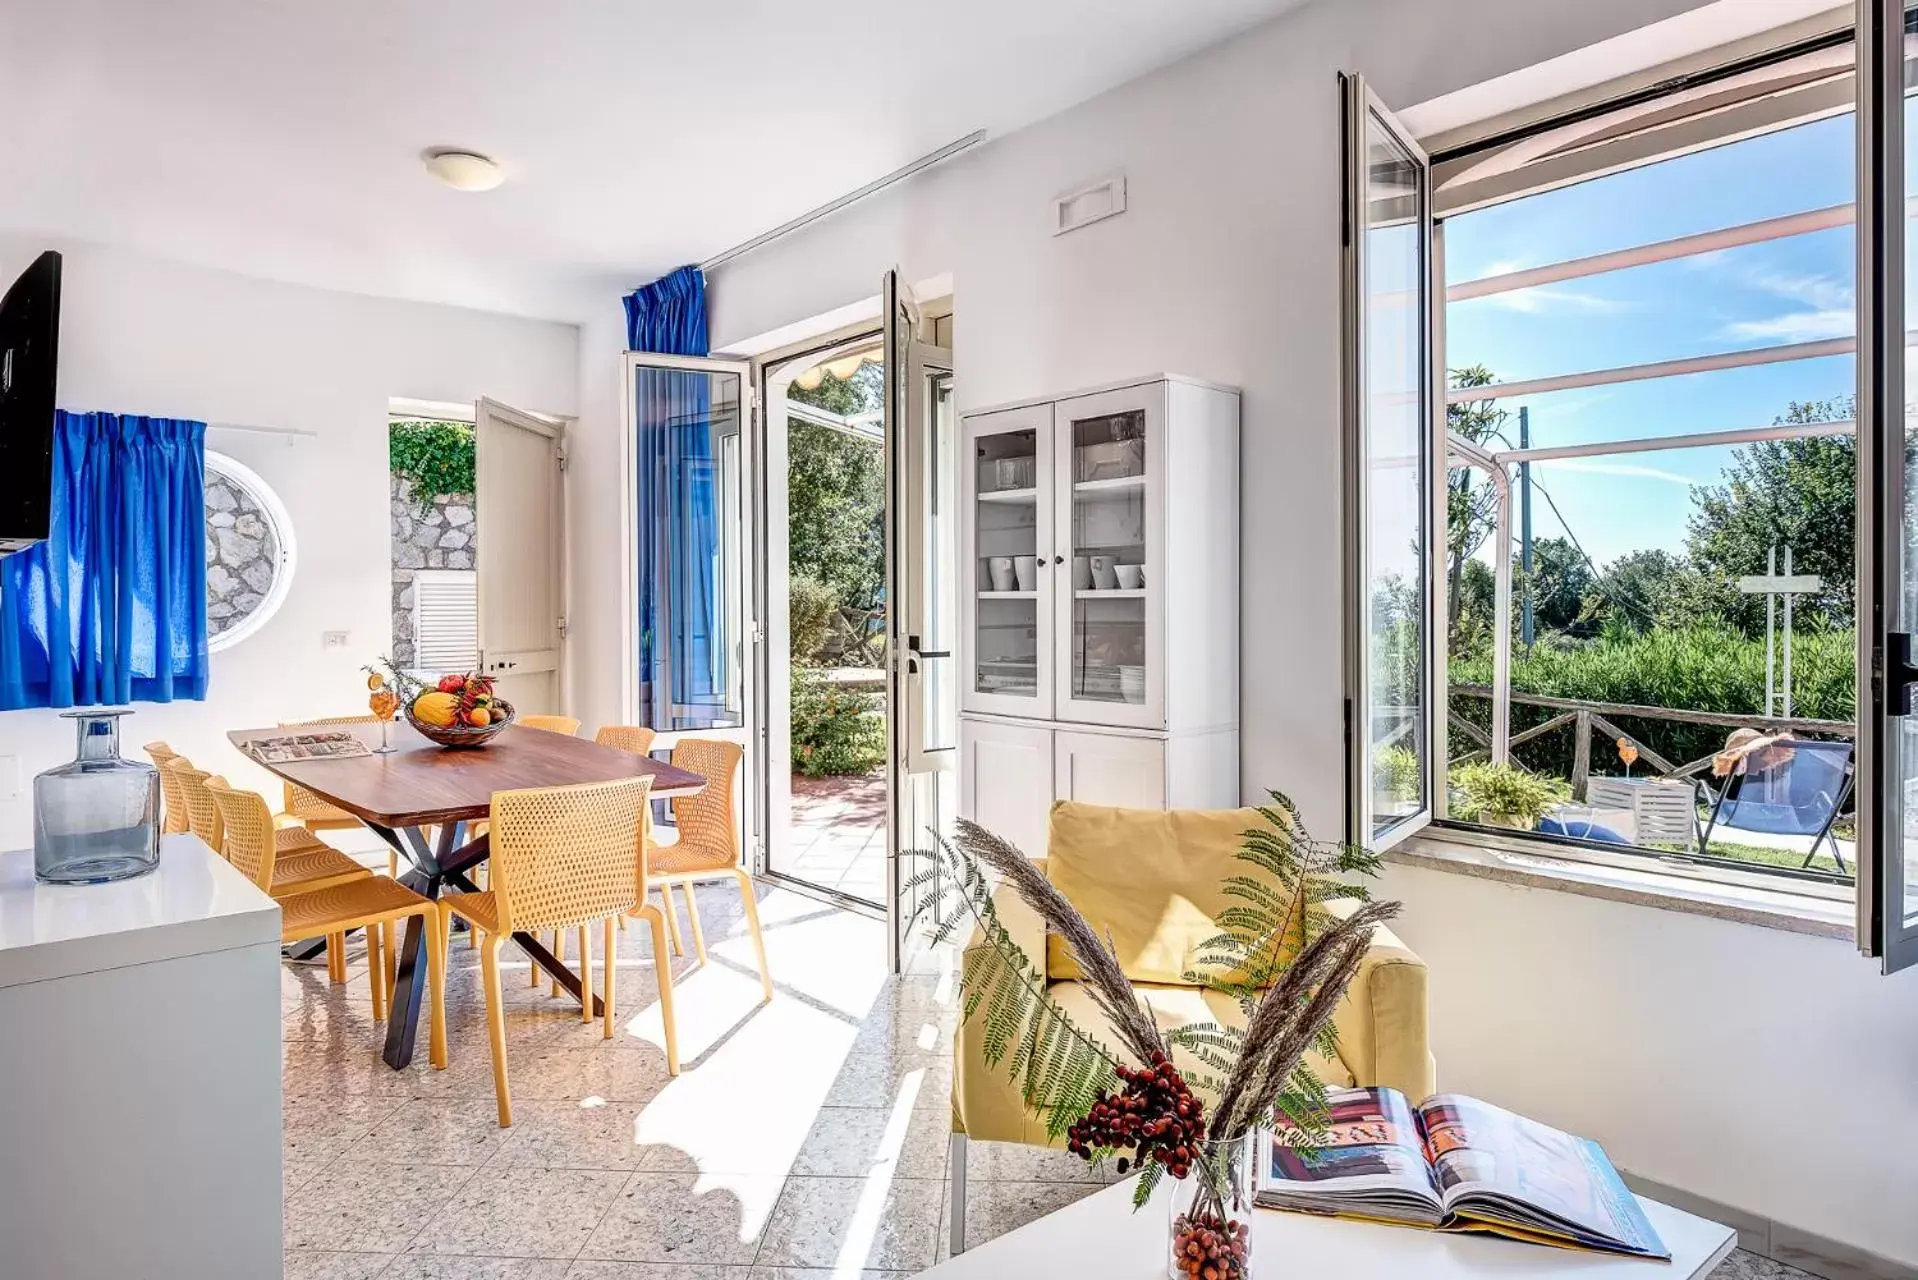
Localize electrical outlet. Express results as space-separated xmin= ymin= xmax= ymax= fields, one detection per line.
xmin=322 ymin=630 xmax=351 ymax=650
xmin=0 ymin=754 xmax=19 ymax=802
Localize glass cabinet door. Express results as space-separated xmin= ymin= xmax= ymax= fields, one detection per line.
xmin=1054 ymin=385 xmax=1162 ymax=728
xmin=961 ymin=404 xmax=1054 ymax=715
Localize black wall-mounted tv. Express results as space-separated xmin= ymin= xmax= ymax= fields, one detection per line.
xmin=0 ymin=250 xmax=60 ymax=555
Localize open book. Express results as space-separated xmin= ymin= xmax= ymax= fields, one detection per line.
xmin=1256 ymin=1087 xmax=1669 ymax=1260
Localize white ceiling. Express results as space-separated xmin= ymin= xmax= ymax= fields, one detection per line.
xmin=0 ymin=0 xmax=1301 ymax=324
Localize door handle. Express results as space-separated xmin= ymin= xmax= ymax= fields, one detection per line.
xmin=1889 ymin=632 xmax=1918 ymax=716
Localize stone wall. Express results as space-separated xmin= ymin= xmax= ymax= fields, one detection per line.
xmin=205 ymin=468 xmax=281 ymax=639
xmin=390 ymin=475 xmax=477 ymax=667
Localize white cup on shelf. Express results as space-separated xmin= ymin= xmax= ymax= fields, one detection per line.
xmin=1089 ymin=556 xmax=1117 ymax=590
xmin=1013 ymin=555 xmax=1037 ymax=591
xmin=1114 ymin=564 xmax=1143 ymax=590
xmin=1072 ymin=557 xmax=1092 ymax=590
xmin=988 ymin=557 xmax=1016 ymax=592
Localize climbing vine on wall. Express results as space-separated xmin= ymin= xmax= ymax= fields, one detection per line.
xmin=389 ymin=419 xmax=477 ymax=497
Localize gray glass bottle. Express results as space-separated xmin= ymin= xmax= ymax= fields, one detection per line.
xmin=33 ymin=709 xmax=161 ymax=884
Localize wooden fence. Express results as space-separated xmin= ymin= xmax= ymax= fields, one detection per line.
xmin=1447 ymin=684 xmax=1854 ymax=801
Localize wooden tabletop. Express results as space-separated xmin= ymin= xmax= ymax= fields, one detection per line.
xmin=226 ymin=721 xmax=707 ymax=829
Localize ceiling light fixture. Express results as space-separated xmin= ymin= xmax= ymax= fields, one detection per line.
xmin=422 ymin=149 xmax=504 ymax=192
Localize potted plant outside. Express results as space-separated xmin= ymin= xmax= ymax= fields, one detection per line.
xmin=1449 ymin=761 xmax=1569 ymax=832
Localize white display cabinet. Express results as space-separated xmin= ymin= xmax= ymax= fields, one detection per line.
xmin=959 ymin=375 xmax=1240 ymax=842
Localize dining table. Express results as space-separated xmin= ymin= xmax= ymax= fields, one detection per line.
xmin=227 ymin=719 xmax=707 ymax=1069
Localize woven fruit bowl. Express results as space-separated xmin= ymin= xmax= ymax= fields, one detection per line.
xmin=407 ymin=698 xmax=515 ymax=749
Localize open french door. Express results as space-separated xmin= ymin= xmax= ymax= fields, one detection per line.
xmin=1855 ymin=0 xmax=1918 ymax=973
xmin=475 ymin=398 xmax=566 ymax=714
xmin=883 ymin=269 xmax=958 ymax=972
xmin=619 ymin=354 xmax=752 ymax=740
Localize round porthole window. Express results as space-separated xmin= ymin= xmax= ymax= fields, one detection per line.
xmin=204 ymin=452 xmax=296 ymax=652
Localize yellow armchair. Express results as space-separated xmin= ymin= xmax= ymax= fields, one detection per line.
xmin=947 ymin=802 xmax=1434 ymax=1253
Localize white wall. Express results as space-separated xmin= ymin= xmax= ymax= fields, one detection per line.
xmin=566 ymin=305 xmax=631 ymax=739
xmin=677 ymin=0 xmax=1918 ymax=1265
xmin=0 ymin=236 xmax=579 ymax=848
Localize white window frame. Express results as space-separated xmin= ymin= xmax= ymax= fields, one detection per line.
xmin=205 ymin=451 xmax=296 ymax=654
xmin=1348 ymin=26 xmax=1911 ymax=929
xmin=1343 ymin=72 xmax=1440 ymax=851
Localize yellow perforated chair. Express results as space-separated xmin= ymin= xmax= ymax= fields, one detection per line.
xmin=521 ymin=714 xmax=582 ymax=736
xmin=145 ymin=742 xmax=191 ymax=835
xmin=593 ymin=725 xmax=656 ymax=755
xmin=276 ymin=715 xmax=379 ymax=836
xmin=645 ymin=738 xmax=772 ymax=1003
xmin=210 ymin=779 xmax=445 ymax=1054
xmin=591 ymin=725 xmax=685 ymax=955
xmin=169 ymin=758 xmax=374 ymax=984
xmin=440 ymin=776 xmax=654 ymax=1124
xmin=276 ymin=715 xmax=406 ymax=986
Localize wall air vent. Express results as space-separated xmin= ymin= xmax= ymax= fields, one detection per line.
xmin=1053 ymin=175 xmax=1127 ymax=236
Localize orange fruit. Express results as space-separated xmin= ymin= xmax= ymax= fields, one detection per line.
xmin=467 ymin=707 xmax=491 ymax=728
xmin=366 ymin=672 xmax=385 ymax=691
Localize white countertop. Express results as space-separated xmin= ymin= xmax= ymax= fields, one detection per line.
xmin=0 ymin=835 xmax=280 ymax=989
xmin=928 ymin=1179 xmax=1736 ymax=1278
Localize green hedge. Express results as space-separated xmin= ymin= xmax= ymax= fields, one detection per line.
xmin=1449 ymin=625 xmax=1855 ymax=774
xmin=790 ymin=667 xmax=885 ymax=777
xmin=390 ymin=419 xmax=476 ymax=498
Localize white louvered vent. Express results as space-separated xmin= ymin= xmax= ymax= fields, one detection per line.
xmin=412 ymin=569 xmax=478 ymax=674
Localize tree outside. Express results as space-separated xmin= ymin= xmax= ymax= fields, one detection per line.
xmin=1443 ymin=371 xmax=1857 ymax=872
xmin=786 ymin=362 xmax=887 ymax=777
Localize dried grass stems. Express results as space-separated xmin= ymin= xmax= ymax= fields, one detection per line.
xmin=951 ymin=818 xmax=1168 ymax=1064
xmin=1210 ymin=898 xmax=1397 ymax=1143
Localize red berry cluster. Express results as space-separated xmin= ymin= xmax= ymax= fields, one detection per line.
xmin=1172 ymin=1211 xmax=1250 ymax=1280
xmin=1066 ymin=1051 xmax=1206 ymax=1176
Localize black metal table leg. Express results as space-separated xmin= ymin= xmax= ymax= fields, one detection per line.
xmin=379 ymin=821 xmax=458 ymax=1069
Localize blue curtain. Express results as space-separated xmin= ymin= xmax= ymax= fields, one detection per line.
xmin=0 ymin=411 xmax=209 ymax=710
xmin=627 ymin=267 xmax=726 ymax=729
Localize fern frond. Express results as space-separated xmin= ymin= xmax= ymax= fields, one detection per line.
xmin=1133 ymin=1159 xmax=1166 ymax=1208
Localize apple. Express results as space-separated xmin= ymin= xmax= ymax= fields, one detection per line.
xmin=438 ymin=674 xmax=467 ymax=694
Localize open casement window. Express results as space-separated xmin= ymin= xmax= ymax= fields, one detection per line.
xmin=1343 ymin=74 xmax=1438 ymax=850
xmin=1856 ymin=0 xmax=1918 ymax=973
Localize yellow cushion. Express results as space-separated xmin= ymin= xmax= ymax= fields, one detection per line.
xmin=1044 ymin=801 xmax=1280 ymax=985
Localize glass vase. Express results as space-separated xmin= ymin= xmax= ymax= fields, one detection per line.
xmin=33 ymin=709 xmax=161 ymax=885
xmin=1169 ymin=1133 xmax=1255 ymax=1280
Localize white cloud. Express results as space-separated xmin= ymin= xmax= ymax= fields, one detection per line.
xmin=1718 ymin=267 xmax=1855 ymax=343
xmin=1723 ymin=309 xmax=1855 ymax=342
xmin=1537 ymin=458 xmax=1694 ymax=485
xmin=1478 ymin=285 xmax=1634 ymax=315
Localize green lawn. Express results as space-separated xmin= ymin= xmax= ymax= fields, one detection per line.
xmin=1650 ymin=838 xmax=1848 ymax=878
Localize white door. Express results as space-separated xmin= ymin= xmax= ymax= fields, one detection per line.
xmin=475 ymin=398 xmax=565 ymax=714
xmin=959 ymin=717 xmax=1053 ymax=860
xmin=1051 ymin=383 xmax=1165 ymax=730
xmin=1053 ymin=729 xmax=1166 ymax=810
xmin=961 ymin=403 xmax=1056 ymax=718
xmin=885 ymin=270 xmax=961 ymax=970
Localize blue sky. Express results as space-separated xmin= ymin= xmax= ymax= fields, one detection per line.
xmin=1443 ymin=112 xmax=1857 ymax=565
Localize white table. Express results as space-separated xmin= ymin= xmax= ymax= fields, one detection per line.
xmin=0 ymin=835 xmax=283 ymax=1279
xmin=929 ymin=1177 xmax=1736 ymax=1278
